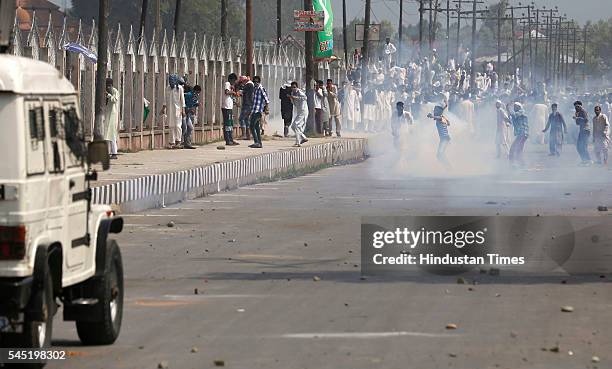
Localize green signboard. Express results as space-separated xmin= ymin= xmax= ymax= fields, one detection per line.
xmin=313 ymin=0 xmax=334 ymax=61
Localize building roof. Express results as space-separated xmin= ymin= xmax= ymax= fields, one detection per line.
xmin=0 ymin=54 xmax=75 ymax=94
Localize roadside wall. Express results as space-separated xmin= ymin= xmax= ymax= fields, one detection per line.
xmin=92 ymin=139 xmax=367 ymax=213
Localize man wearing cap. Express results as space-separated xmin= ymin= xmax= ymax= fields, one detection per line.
xmin=542 ymin=103 xmax=567 ymax=157
xmin=572 ymin=100 xmax=592 ymax=165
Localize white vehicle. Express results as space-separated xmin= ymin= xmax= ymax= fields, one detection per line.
xmin=0 ymin=54 xmax=124 ymax=363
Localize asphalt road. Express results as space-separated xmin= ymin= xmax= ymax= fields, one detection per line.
xmin=49 ymin=148 xmax=612 ymax=369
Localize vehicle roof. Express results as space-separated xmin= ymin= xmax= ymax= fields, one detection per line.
xmin=0 ymin=54 xmax=76 ymax=95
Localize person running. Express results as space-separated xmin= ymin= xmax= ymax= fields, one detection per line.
xmin=249 ymin=76 xmax=269 ymax=148
xmin=572 ymin=100 xmax=592 ymax=165
xmin=391 ymin=101 xmax=413 ymax=149
xmin=509 ymin=102 xmax=529 ymax=167
xmin=592 ymin=105 xmax=610 ymax=165
xmin=289 ymin=81 xmax=309 ymax=147
xmin=427 ymin=103 xmax=451 ymax=166
xmin=542 ymin=103 xmax=567 ymax=157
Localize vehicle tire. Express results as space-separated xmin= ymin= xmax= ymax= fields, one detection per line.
xmin=76 ymin=239 xmax=123 ymax=345
xmin=11 ymin=268 xmax=55 ymax=368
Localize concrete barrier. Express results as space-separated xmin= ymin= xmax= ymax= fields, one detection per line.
xmin=92 ymin=138 xmax=367 ymax=213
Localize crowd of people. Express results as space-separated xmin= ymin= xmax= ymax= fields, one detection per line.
xmin=339 ymin=38 xmax=610 ymax=168
xmin=102 ymin=39 xmax=609 ymax=168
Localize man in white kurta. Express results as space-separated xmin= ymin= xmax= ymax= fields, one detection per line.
xmin=104 ymin=78 xmax=120 ymax=159
xmin=289 ymin=82 xmax=308 ymax=147
xmin=163 ymin=74 xmax=185 ymax=148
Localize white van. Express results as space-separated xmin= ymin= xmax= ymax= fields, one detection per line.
xmin=0 ymin=54 xmax=124 ymax=362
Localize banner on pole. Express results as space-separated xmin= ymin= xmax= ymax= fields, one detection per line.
xmin=293 ymin=10 xmax=325 ymax=32
xmin=313 ymin=0 xmax=334 ymax=61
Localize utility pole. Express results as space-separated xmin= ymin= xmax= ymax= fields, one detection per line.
xmin=455 ymin=0 xmax=461 ymax=60
xmin=583 ymin=24 xmax=588 ymax=86
xmin=398 ymin=0 xmax=403 ymax=65
xmin=246 ymin=0 xmax=253 ymax=76
xmin=419 ymin=0 xmax=424 ymax=57
xmin=432 ymin=0 xmax=440 ymax=49
xmin=139 ymin=0 xmax=149 ymax=40
xmin=154 ymin=0 xmax=161 ymax=36
xmin=361 ymin=0 xmax=372 ymax=113
xmin=510 ymin=7 xmax=516 ymax=77
xmin=469 ymin=0 xmax=476 ymax=95
xmin=221 ymin=0 xmax=228 ymax=41
xmin=497 ymin=5 xmax=501 ymax=71
xmin=94 ymin=0 xmax=110 ymax=140
xmin=428 ymin=0 xmax=433 ymax=50
xmin=276 ymin=0 xmax=281 ymax=47
xmin=303 ymin=0 xmax=314 ymax=131
xmin=173 ymin=0 xmax=182 ymax=35
xmin=343 ymin=0 xmax=348 ymax=65
xmin=446 ymin=0 xmax=450 ymax=65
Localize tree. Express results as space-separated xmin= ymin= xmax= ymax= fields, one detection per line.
xmin=70 ymin=0 xmax=245 ymax=40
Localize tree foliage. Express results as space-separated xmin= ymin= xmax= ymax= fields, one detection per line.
xmin=70 ymin=0 xmax=245 ymax=40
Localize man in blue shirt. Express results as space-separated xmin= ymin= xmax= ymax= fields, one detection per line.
xmin=249 ymin=76 xmax=269 ymax=148
xmin=572 ymin=101 xmax=592 ymax=165
xmin=182 ymin=84 xmax=201 ymax=149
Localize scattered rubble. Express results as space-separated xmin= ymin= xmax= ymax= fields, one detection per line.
xmin=597 ymin=206 xmax=608 ymax=212
xmin=313 ymin=276 xmax=321 ymax=282
xmin=167 ymin=221 xmax=175 ymax=228
xmin=190 ymin=347 xmax=198 ymax=353
xmin=158 ymin=361 xmax=169 ymax=369
xmin=456 ymin=277 xmax=466 ymax=284
xmin=445 ymin=323 xmax=458 ymax=330
xmin=561 ymin=306 xmax=574 ymax=313
xmin=592 ymin=356 xmax=601 ymax=363
xmin=216 ymin=145 xmax=225 ymax=150
xmin=213 ymin=359 xmax=225 ymax=367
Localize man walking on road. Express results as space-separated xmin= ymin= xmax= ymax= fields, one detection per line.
xmin=592 ymin=105 xmax=610 ymax=165
xmin=509 ymin=102 xmax=530 ymax=167
xmin=249 ymin=76 xmax=269 ymax=148
xmin=289 ymin=81 xmax=309 ymax=147
xmin=182 ymin=84 xmax=200 ymax=149
xmin=495 ymin=100 xmax=511 ymax=159
xmin=542 ymin=103 xmax=567 ymax=157
xmin=326 ymin=79 xmax=342 ymax=137
xmin=573 ymin=101 xmax=592 ymax=165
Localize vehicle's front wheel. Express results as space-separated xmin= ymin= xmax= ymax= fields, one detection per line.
xmin=76 ymin=239 xmax=124 ymax=345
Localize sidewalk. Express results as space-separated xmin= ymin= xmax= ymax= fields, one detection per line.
xmin=91 ymin=135 xmax=368 ymax=212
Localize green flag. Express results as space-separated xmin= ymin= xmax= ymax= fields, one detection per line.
xmin=313 ymin=0 xmax=333 ymax=61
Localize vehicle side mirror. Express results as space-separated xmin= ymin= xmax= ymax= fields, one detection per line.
xmin=87 ymin=141 xmax=110 ymax=170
